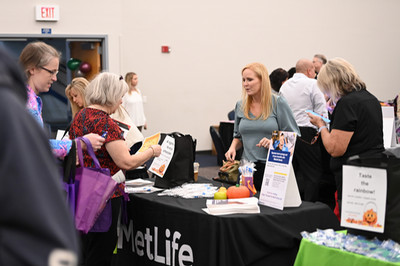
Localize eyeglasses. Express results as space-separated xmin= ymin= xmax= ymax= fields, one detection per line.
xmin=298 ymin=133 xmax=319 ymax=145
xmin=39 ymin=66 xmax=59 ymax=76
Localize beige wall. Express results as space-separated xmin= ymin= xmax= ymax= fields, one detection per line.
xmin=2 ymin=0 xmax=400 ymax=150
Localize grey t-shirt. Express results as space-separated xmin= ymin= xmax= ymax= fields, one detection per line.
xmin=234 ymin=95 xmax=300 ymax=162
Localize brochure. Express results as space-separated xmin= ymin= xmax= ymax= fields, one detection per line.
xmin=138 ymin=133 xmax=161 ymax=153
xmin=204 ymin=197 xmax=260 ymax=215
xmin=148 ymin=135 xmax=174 ymax=177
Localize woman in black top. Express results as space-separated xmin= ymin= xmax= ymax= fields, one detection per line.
xmin=307 ymin=58 xmax=384 ymax=212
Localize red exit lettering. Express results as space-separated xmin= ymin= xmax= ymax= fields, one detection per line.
xmin=41 ymin=7 xmax=54 ymax=19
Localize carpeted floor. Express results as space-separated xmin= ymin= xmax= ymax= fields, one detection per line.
xmin=195 ymin=151 xmax=220 ymax=180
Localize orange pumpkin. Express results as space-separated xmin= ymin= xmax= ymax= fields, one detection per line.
xmin=363 ymin=208 xmax=378 ymax=225
xmin=159 ymin=164 xmax=166 ymax=173
xmin=226 ymin=185 xmax=250 ymax=199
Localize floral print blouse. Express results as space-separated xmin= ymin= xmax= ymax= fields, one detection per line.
xmin=26 ymin=85 xmax=72 ymax=158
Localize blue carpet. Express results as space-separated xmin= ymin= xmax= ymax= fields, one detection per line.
xmin=195 ymin=151 xmax=218 ymax=167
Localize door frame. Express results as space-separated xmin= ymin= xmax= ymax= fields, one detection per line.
xmin=0 ymin=33 xmax=109 ymax=71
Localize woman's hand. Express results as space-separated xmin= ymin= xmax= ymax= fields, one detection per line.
xmin=256 ymin=137 xmax=271 ymax=148
xmin=225 ymin=138 xmax=242 ymax=162
xmin=149 ymin=144 xmax=162 ymax=157
xmin=307 ymin=113 xmax=326 ymax=129
xmin=225 ymin=148 xmax=236 ymax=162
xmin=81 ymin=133 xmax=106 ymax=151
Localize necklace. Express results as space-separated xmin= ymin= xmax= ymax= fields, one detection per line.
xmin=88 ymin=104 xmax=110 ymax=114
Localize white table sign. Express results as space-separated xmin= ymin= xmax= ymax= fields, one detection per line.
xmin=258 ymin=131 xmax=301 ymax=210
xmin=149 ymin=135 xmax=174 ymax=177
xmin=382 ymin=106 xmax=397 ymax=148
xmin=341 ymin=165 xmax=387 ymax=233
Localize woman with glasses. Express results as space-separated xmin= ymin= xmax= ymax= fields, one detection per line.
xmin=19 ymin=41 xmax=104 ymax=158
xmin=308 ymin=58 xmax=384 ymax=214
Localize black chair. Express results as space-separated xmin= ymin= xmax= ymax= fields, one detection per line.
xmin=219 ymin=122 xmax=243 ymax=160
xmin=219 ymin=122 xmax=234 ymax=151
xmin=209 ymin=126 xmax=226 ymax=166
xmin=227 ymin=110 xmax=235 ymax=120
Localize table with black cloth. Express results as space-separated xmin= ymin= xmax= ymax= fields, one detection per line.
xmin=113 ymin=177 xmax=341 ymax=266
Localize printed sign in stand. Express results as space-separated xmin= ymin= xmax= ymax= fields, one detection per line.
xmin=284 ymin=165 xmax=302 ymax=207
xmin=258 ymin=131 xmax=301 ymax=210
xmin=341 ymin=165 xmax=387 ymax=233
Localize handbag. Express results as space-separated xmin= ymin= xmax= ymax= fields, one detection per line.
xmin=153 ymin=132 xmax=196 ymax=189
xmin=218 ymin=160 xmax=240 ymax=182
xmin=62 ymin=140 xmax=77 ymax=216
xmin=74 ymin=137 xmax=118 ymax=234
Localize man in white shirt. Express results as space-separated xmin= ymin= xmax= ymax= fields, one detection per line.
xmin=279 ymin=58 xmax=329 ymax=203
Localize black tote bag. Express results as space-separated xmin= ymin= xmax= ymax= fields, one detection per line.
xmin=153 ymin=132 xmax=196 ymax=189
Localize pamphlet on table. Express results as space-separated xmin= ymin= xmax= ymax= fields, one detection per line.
xmin=204 ymin=197 xmax=260 ymax=215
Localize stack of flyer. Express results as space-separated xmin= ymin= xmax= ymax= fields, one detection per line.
xmin=204 ymin=197 xmax=260 ymax=215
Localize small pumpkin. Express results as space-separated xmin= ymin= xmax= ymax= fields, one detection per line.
xmin=158 ymin=164 xmax=166 ymax=173
xmin=226 ymin=185 xmax=250 ymax=199
xmin=363 ymin=208 xmax=378 ymax=225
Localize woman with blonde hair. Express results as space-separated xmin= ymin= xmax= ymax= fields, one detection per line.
xmin=122 ymin=72 xmax=147 ymax=131
xmin=308 ymin=58 xmax=384 ymax=212
xmin=65 ymin=77 xmax=89 ymax=118
xmin=225 ymin=62 xmax=299 ymax=190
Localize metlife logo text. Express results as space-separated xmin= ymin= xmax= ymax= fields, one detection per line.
xmin=117 ymin=220 xmax=194 ymax=266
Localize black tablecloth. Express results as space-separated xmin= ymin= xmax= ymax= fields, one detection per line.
xmin=113 ymin=177 xmax=340 ymax=266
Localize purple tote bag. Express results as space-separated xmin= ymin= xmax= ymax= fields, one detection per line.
xmin=74 ymin=137 xmax=117 ymax=234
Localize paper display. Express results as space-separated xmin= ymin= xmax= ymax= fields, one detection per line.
xmin=149 ymin=135 xmax=174 ymax=177
xmin=258 ymin=131 xmax=301 ymax=210
xmin=56 ymin=129 xmax=66 ymax=140
xmin=138 ymin=133 xmax=161 ymax=152
xmin=341 ymin=165 xmax=387 ymax=233
xmin=382 ymin=106 xmax=397 ymax=148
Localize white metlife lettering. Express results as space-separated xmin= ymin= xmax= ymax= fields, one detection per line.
xmin=118 ymin=221 xmax=194 ymax=266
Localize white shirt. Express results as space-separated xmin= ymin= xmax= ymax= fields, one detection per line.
xmin=122 ymin=89 xmax=146 ymax=127
xmin=279 ymin=73 xmax=327 ymax=129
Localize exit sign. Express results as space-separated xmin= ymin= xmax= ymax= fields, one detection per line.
xmin=35 ymin=5 xmax=59 ymax=21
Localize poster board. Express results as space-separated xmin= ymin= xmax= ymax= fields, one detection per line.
xmin=258 ymin=131 xmax=301 ymax=210
xmin=341 ymin=165 xmax=387 ymax=233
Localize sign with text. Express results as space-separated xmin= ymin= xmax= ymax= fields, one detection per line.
xmin=258 ymin=131 xmax=301 ymax=210
xmin=35 ymin=5 xmax=60 ymax=21
xmin=149 ymin=135 xmax=174 ymax=177
xmin=341 ymin=165 xmax=387 ymax=233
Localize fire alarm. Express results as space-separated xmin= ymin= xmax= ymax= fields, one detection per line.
xmin=161 ymin=46 xmax=170 ymax=53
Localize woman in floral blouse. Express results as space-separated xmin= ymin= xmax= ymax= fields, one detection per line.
xmin=69 ymin=72 xmax=161 ymax=266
